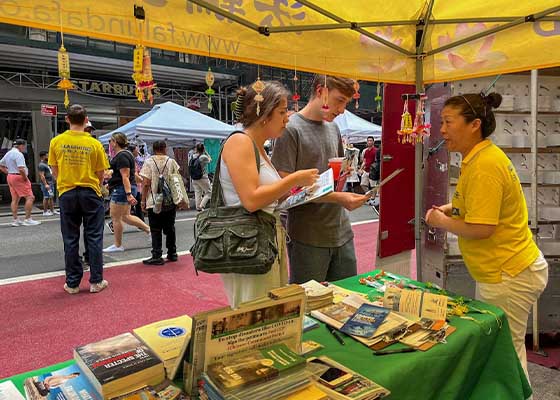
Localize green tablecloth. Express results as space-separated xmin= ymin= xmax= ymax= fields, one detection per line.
xmin=1 ymin=271 xmax=531 ymax=399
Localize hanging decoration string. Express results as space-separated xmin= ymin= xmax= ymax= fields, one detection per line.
xmin=57 ymin=3 xmax=75 ymax=108
xmin=205 ymin=35 xmax=215 ymax=111
xmin=252 ymin=65 xmax=265 ymax=116
xmin=353 ymin=79 xmax=361 ymax=110
xmin=375 ymin=57 xmax=382 ymax=112
xmin=292 ymin=55 xmax=300 ymax=112
xmin=132 ymin=4 xmax=156 ymax=104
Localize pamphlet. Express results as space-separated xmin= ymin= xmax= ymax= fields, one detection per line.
xmin=277 ymin=169 xmax=334 ymax=210
xmin=383 ymin=287 xmax=447 ymax=321
xmin=0 ymin=380 xmax=24 ymax=400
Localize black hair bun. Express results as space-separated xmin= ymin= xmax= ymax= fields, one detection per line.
xmin=485 ymin=92 xmax=502 ymax=109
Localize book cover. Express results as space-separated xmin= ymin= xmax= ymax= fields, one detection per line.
xmin=340 ymin=304 xmax=390 ymax=338
xmin=206 ymin=343 xmax=305 ymax=391
xmin=73 ymin=332 xmax=164 ymax=397
xmin=133 ymin=315 xmax=192 ymax=380
xmin=23 ymin=364 xmax=101 ymax=400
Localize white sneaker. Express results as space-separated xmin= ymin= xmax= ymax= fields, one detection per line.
xmin=103 ymin=244 xmax=124 ymax=253
xmin=64 ymin=283 xmax=79 ymax=294
xmin=90 ymin=279 xmax=109 ymax=293
xmin=43 ymin=211 xmax=53 ymax=216
xmin=10 ymin=219 xmax=22 ymax=227
xmin=54 ymin=209 xmax=60 ymax=215
xmin=22 ymin=218 xmax=41 ymax=226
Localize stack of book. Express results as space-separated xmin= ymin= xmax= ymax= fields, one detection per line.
xmin=73 ymin=332 xmax=166 ymax=399
xmin=200 ymin=343 xmax=311 ymax=400
xmin=300 ymin=280 xmax=334 ymax=311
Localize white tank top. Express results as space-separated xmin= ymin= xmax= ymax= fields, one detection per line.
xmin=219 ymin=155 xmax=281 ymax=214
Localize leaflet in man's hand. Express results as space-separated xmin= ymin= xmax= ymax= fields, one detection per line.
xmin=277 ymin=169 xmax=334 ymax=210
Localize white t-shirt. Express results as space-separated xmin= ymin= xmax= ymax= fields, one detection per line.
xmin=0 ymin=148 xmax=27 ymax=175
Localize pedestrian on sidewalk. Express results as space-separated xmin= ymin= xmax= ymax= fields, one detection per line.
xmin=129 ymin=143 xmax=145 ymax=222
xmin=0 ymin=138 xmax=41 ymax=226
xmin=189 ymin=143 xmax=212 ymax=211
xmin=140 ymin=140 xmax=180 ymax=265
xmin=48 ymin=104 xmax=109 ymax=294
xmin=38 ymin=151 xmax=58 ymax=216
xmin=104 ymin=133 xmax=150 ymax=253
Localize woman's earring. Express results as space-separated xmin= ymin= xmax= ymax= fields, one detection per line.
xmin=262 ymin=120 xmax=267 ymax=126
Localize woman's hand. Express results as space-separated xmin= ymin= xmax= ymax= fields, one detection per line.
xmin=127 ymin=193 xmax=137 ymax=206
xmin=293 ymin=169 xmax=320 ymax=187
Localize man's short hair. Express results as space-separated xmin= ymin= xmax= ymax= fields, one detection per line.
xmin=153 ymin=140 xmax=167 ymax=153
xmin=310 ymin=75 xmax=355 ymax=99
xmin=66 ymin=104 xmax=87 ymax=125
xmin=39 ymin=151 xmax=48 ymax=157
xmin=367 ymin=136 xmax=375 ymax=141
xmin=13 ymin=138 xmax=26 ymax=146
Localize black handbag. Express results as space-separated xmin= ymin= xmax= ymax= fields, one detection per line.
xmin=190 ymin=132 xmax=278 ymax=275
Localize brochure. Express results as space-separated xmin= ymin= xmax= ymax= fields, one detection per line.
xmin=277 ymin=169 xmax=334 ymax=210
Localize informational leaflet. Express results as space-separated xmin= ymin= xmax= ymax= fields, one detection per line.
xmin=0 ymin=380 xmax=25 ymax=400
xmin=276 ymin=169 xmax=334 ymax=210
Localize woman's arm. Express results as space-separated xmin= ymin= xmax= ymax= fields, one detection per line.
xmin=223 ymin=134 xmax=318 ymax=213
xmin=425 ymin=208 xmax=496 ymax=240
xmin=120 ymin=167 xmax=137 ymax=205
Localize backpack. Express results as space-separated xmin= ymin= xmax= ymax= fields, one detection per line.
xmin=151 ymin=158 xmax=175 ymax=213
xmin=189 ymin=156 xmax=203 ymax=180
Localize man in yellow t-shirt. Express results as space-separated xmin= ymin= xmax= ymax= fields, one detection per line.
xmin=49 ymin=104 xmax=110 ymax=295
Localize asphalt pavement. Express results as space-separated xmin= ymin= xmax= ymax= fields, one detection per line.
xmin=0 ymin=205 xmax=378 ymax=281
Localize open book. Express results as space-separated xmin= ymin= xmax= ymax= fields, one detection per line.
xmin=277 ymin=169 xmax=334 ymax=210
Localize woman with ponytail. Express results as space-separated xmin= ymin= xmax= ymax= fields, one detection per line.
xmin=426 ymin=92 xmax=548 ymax=382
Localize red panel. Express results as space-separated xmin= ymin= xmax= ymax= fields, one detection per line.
xmin=378 ymin=84 xmax=416 ymax=258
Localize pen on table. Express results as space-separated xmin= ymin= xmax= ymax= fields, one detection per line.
xmin=326 ymin=325 xmax=345 ymax=345
xmin=373 ymin=347 xmax=417 ymax=356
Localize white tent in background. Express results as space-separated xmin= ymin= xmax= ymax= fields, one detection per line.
xmin=99 ymin=101 xmax=234 ymax=146
xmin=334 ymin=110 xmax=382 ymax=144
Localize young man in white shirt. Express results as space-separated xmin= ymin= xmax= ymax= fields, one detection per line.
xmin=0 ymin=139 xmax=41 ymax=226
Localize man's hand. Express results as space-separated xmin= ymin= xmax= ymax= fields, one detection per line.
xmin=337 ymin=192 xmax=369 ymax=211
xmin=425 ymin=207 xmax=448 ymax=229
xmin=0 ymin=166 xmax=8 ymax=175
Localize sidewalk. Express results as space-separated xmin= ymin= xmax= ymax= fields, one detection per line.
xmin=0 ymin=203 xmax=48 ymax=217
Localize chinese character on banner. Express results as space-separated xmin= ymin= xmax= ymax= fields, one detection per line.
xmin=186 ymin=0 xmax=246 ymax=23
xmin=254 ymin=0 xmax=306 ymax=32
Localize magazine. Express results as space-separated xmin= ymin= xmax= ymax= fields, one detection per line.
xmin=340 ymin=304 xmax=390 ymax=338
xmin=277 ymin=169 xmax=334 ymax=210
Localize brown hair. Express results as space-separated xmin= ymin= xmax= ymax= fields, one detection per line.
xmin=152 ymin=140 xmax=167 ymax=153
xmin=66 ymin=104 xmax=87 ymax=125
xmin=444 ymin=92 xmax=502 ymax=138
xmin=237 ymin=80 xmax=290 ymax=128
xmin=310 ymin=74 xmax=355 ymax=99
xmin=111 ymin=132 xmax=128 ymax=149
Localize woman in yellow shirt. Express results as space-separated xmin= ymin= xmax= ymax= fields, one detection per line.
xmin=426 ymin=92 xmax=548 ymax=380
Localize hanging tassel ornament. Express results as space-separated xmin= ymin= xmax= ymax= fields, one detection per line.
xmin=353 ymin=80 xmax=361 ymax=110
xmin=375 ymin=83 xmax=382 ymax=112
xmin=412 ymin=95 xmax=431 ymax=144
xmin=321 ymin=74 xmax=330 ymax=112
xmin=57 ymin=44 xmax=75 ymax=108
xmin=292 ymin=71 xmax=300 ymax=112
xmin=252 ymin=71 xmax=265 ymax=116
xmin=205 ymin=67 xmax=215 ymax=111
xmin=231 ymin=92 xmax=245 ymax=123
xmin=397 ymin=96 xmax=414 ymax=144
xmin=132 ymin=46 xmax=156 ymax=104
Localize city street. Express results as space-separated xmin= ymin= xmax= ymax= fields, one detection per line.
xmin=0 ymin=205 xmax=378 ymax=281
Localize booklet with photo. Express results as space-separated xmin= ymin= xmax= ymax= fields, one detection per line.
xmin=339 ymin=304 xmax=390 ymax=338
xmin=277 ymin=169 xmax=334 ymax=210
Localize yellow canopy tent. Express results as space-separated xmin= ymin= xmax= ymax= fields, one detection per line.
xmin=1 ymin=1 xmax=560 ymax=84
xmin=3 ymin=0 xmax=560 ymax=275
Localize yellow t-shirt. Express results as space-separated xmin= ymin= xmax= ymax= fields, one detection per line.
xmin=452 ymin=139 xmax=539 ymax=283
xmin=49 ymin=130 xmax=109 ymax=197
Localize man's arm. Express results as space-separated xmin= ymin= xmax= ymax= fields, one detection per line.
xmin=0 ymin=165 xmax=7 ymax=175
xmin=18 ymin=166 xmax=27 ymax=180
xmin=425 ymin=208 xmax=496 ymax=240
xmin=51 ymin=165 xmax=58 ymax=180
xmin=95 ymin=170 xmax=104 ymax=185
xmin=38 ymin=170 xmax=48 ymax=187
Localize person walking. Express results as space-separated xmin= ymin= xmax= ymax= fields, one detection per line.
xmin=38 ymin=151 xmax=58 ymax=216
xmin=359 ymin=136 xmax=377 ymax=193
xmin=0 ymin=139 xmax=41 ymax=226
xmin=216 ymin=81 xmax=319 ymax=307
xmin=103 ymin=133 xmax=150 ymax=253
xmin=271 ymin=74 xmax=369 ymax=284
xmin=129 ymin=143 xmax=145 ymax=222
xmin=189 ymin=143 xmax=212 ymax=211
xmin=140 ymin=140 xmax=181 ymax=265
xmin=48 ymin=104 xmax=109 ymax=294
xmin=425 ymin=92 xmax=548 ymax=382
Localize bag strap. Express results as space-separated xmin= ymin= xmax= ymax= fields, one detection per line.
xmin=153 ymin=157 xmax=170 ymax=176
xmin=209 ymin=131 xmax=260 ymax=214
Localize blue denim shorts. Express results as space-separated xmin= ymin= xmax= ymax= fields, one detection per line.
xmin=110 ymin=185 xmax=137 ymax=205
xmin=40 ymin=180 xmax=54 ymax=198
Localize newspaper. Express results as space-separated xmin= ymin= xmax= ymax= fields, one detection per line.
xmin=276 ymin=169 xmax=334 ymax=210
